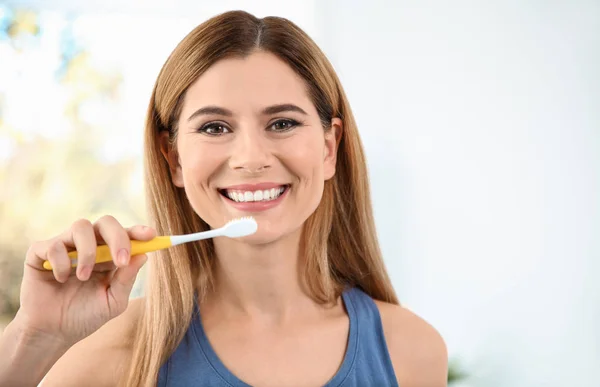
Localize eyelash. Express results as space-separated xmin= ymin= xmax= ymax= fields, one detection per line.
xmin=197 ymin=118 xmax=301 ymax=136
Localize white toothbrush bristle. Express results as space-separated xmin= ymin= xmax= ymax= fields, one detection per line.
xmin=222 ymin=216 xmax=258 ymax=238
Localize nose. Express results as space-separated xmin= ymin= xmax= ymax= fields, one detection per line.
xmin=228 ymin=126 xmax=272 ymax=174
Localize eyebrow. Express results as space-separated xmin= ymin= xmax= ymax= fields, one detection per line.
xmin=187 ymin=106 xmax=233 ymax=122
xmin=187 ymin=103 xmax=308 ymax=122
xmin=261 ymin=104 xmax=308 ymax=116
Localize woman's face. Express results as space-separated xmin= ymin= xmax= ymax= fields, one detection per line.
xmin=162 ymin=51 xmax=341 ymax=245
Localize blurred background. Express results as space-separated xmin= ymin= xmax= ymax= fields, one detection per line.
xmin=0 ymin=0 xmax=598 ymax=386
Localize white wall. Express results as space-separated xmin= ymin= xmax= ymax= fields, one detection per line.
xmin=316 ymin=1 xmax=600 ymax=386
xmin=5 ymin=0 xmax=599 ymax=385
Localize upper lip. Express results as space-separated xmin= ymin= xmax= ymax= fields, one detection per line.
xmin=219 ymin=182 xmax=289 ymax=191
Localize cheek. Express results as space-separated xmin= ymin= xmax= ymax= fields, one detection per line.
xmin=178 ymin=142 xmax=226 ymax=225
xmin=282 ymin=131 xmax=325 ymax=176
xmin=179 ymin=142 xmax=221 ymax=188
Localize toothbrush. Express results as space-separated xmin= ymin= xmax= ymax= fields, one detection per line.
xmin=42 ymin=216 xmax=257 ymax=270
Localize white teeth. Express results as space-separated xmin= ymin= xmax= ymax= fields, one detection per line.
xmin=224 ymin=186 xmax=287 ymax=203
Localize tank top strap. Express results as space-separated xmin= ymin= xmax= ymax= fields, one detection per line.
xmin=340 ymin=287 xmax=399 ymax=386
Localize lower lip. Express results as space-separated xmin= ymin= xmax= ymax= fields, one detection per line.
xmin=220 ymin=187 xmax=289 ymax=212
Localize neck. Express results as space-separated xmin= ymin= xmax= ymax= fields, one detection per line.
xmin=202 ymin=229 xmax=319 ymax=323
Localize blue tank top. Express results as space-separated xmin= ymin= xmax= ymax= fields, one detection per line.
xmin=157 ymin=287 xmax=398 ymax=386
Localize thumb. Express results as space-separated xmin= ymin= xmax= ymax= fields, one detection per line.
xmin=107 ymin=254 xmax=147 ymax=315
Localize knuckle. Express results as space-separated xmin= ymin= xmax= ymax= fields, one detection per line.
xmin=47 ymin=240 xmax=63 ymax=253
xmin=25 ymin=244 xmax=37 ymax=262
xmin=97 ymin=214 xmax=117 ymax=224
xmin=25 ymin=242 xmax=38 ymax=256
xmin=127 ymin=225 xmax=144 ymax=236
xmin=73 ymin=218 xmax=93 ymax=230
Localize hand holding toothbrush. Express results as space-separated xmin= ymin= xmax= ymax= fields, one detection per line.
xmin=16 ymin=216 xmax=158 ymax=348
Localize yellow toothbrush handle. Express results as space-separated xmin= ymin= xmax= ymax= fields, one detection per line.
xmin=130 ymin=237 xmax=173 ymax=256
xmin=42 ymin=236 xmax=172 ymax=270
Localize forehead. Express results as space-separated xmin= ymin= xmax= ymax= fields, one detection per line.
xmin=181 ymin=51 xmax=315 ymax=115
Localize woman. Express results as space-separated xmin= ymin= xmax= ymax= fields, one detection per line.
xmin=0 ymin=10 xmax=447 ymax=387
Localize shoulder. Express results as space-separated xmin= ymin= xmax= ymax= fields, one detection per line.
xmin=374 ymin=300 xmax=448 ymax=387
xmin=42 ymin=297 xmax=144 ymax=387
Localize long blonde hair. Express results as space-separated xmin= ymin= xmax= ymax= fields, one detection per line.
xmin=123 ymin=10 xmax=398 ymax=387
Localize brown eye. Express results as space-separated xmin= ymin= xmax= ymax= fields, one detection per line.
xmin=198 ymin=122 xmax=231 ymax=135
xmin=269 ymin=119 xmax=299 ymax=132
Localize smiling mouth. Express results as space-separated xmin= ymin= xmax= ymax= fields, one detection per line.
xmin=218 ymin=185 xmax=290 ymax=203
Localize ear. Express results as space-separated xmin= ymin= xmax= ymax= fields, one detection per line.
xmin=323 ymin=117 xmax=343 ymax=180
xmin=159 ymin=131 xmax=184 ymax=187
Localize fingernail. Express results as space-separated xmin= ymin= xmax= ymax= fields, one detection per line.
xmin=118 ymin=249 xmax=130 ymax=266
xmin=79 ymin=265 xmax=92 ymax=281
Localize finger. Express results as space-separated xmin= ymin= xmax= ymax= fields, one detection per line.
xmin=67 ymin=218 xmax=98 ymax=281
xmin=107 ymin=254 xmax=148 ymax=315
xmin=25 ymin=241 xmax=72 ymax=282
xmin=126 ymin=225 xmax=157 ymax=241
xmin=94 ymin=215 xmax=131 ymax=269
xmin=46 ymin=241 xmax=74 ymax=283
xmin=24 ymin=241 xmax=49 ymax=270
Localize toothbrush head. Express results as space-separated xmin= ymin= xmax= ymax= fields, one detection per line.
xmin=220 ymin=216 xmax=258 ymax=238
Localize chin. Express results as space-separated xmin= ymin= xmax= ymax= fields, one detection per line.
xmin=236 ymin=223 xmax=301 ymax=246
